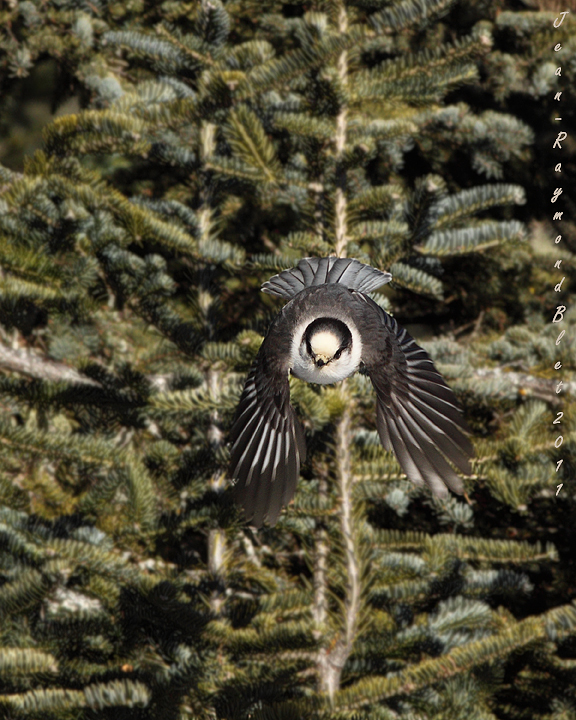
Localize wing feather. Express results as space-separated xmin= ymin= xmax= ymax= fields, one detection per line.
xmin=359 ymin=296 xmax=473 ymax=497
xmin=266 ymin=428 xmax=286 ymax=525
xmin=396 ymin=408 xmax=464 ymax=493
xmin=406 ymin=394 xmax=472 ymax=474
xmin=228 ymin=336 xmax=306 ymax=527
xmin=262 ymin=257 xmax=392 ymax=299
xmin=383 ymin=412 xmax=427 ymax=488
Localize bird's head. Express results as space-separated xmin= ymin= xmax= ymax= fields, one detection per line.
xmin=300 ymin=317 xmax=353 ymax=381
xmin=308 ymin=329 xmax=345 ymax=366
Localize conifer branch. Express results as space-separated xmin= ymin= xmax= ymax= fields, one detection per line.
xmin=0 ymin=341 xmax=101 ymax=387
xmin=336 ymin=600 xmax=576 ymax=709
xmin=2 ymin=341 xmax=571 ymax=406
xmin=155 ymin=23 xmax=216 ymax=68
xmin=470 ymin=368 xmax=575 ymax=405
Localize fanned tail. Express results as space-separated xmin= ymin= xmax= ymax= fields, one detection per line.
xmin=262 ymin=257 xmax=392 ymax=299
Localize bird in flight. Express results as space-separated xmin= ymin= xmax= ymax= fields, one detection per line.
xmin=229 ymin=257 xmax=473 ymax=527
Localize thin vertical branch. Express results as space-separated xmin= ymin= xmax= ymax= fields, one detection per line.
xmin=336 ymin=406 xmax=361 ymax=653
xmin=318 ymin=404 xmax=361 ymax=701
xmin=334 ymin=2 xmax=349 ymax=258
xmin=310 ymin=180 xmax=326 ymax=245
xmin=206 ymin=357 xmax=226 ymax=615
xmin=316 ymin=2 xmax=359 ymax=699
xmin=199 ymin=121 xmax=227 ymax=613
xmin=313 ymin=475 xmax=329 ymax=688
xmin=198 ymin=122 xmax=216 ymax=245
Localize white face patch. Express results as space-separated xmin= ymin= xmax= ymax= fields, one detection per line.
xmin=290 ymin=314 xmax=363 ymax=386
xmin=310 ymin=330 xmax=340 ymax=360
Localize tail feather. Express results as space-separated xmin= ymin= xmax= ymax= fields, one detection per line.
xmin=262 ymin=257 xmax=392 ymax=299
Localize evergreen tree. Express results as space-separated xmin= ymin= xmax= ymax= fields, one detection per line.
xmin=1 ymin=1 xmax=575 ymax=718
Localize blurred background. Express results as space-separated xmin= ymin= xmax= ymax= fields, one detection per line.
xmin=0 ymin=0 xmax=575 ymax=718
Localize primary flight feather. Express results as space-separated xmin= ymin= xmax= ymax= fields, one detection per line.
xmin=229 ymin=257 xmax=473 ymax=527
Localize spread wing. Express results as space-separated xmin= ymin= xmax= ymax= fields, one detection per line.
xmin=359 ymin=297 xmax=473 ymax=497
xmin=228 ymin=337 xmax=306 ymax=527
xmin=262 ymin=256 xmax=392 ymax=299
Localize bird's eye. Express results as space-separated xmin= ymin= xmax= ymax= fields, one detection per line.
xmin=334 ymin=349 xmax=342 ymax=360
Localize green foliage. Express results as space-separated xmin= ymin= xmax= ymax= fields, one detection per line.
xmin=0 ymin=0 xmax=574 ymax=718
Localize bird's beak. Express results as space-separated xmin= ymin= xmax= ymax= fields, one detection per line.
xmin=314 ymin=354 xmax=329 ymax=367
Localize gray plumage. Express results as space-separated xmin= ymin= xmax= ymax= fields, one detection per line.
xmin=229 ymin=257 xmax=473 ymax=527
xmin=262 ymin=256 xmax=392 ymax=299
